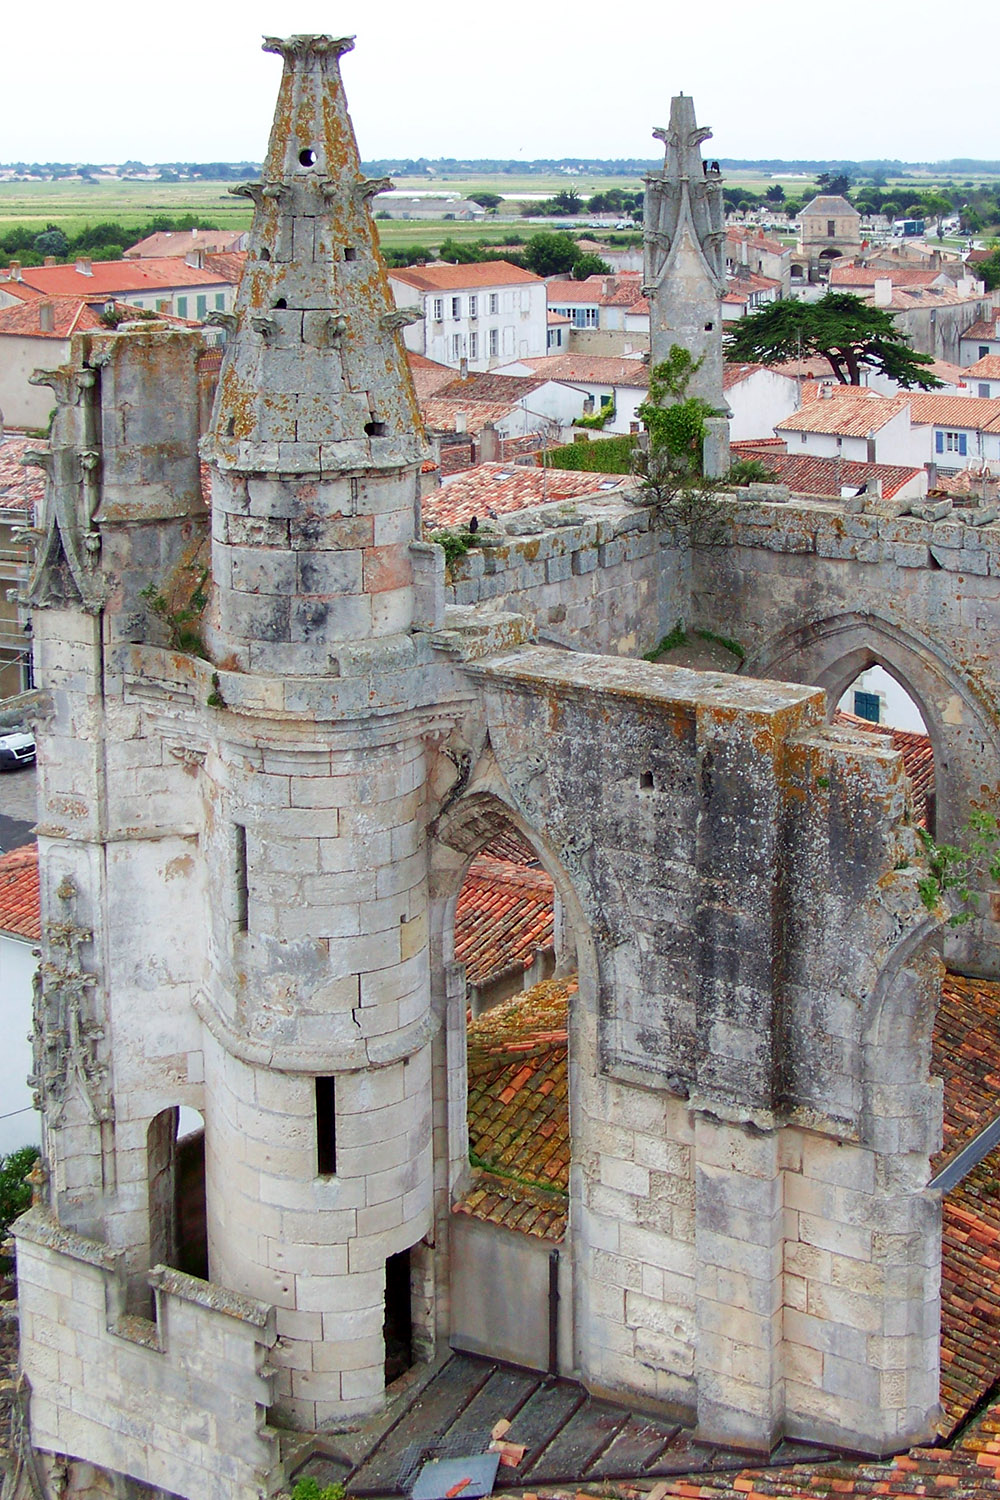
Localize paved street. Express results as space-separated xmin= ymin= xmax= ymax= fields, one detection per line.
xmin=0 ymin=764 xmax=37 ymax=850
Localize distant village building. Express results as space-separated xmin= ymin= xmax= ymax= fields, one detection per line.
xmin=389 ymin=261 xmax=547 ymax=370
xmin=125 ymin=229 xmax=248 ymax=258
xmin=0 ymin=254 xmax=243 ymax=320
xmin=794 ymin=194 xmax=862 ymax=283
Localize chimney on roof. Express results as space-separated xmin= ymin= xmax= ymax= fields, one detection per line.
xmin=76 ymin=259 xmax=92 ymax=276
xmin=477 ymin=421 xmax=500 ymax=464
xmin=38 ymin=303 xmax=54 ymax=333
xmin=8 ymin=260 xmax=21 ymax=281
xmin=43 ymin=256 xmax=56 ymax=267
xmin=185 ymin=249 xmax=204 ymax=269
xmin=455 ymin=412 xmax=467 ymax=433
xmin=459 ymin=357 xmax=468 ymax=380
xmin=874 ymin=277 xmax=893 ymax=308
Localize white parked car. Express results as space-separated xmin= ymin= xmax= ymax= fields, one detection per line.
xmin=0 ymin=730 xmax=35 ymax=771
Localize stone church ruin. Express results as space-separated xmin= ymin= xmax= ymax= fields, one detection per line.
xmin=9 ymin=32 xmax=1000 ymax=1500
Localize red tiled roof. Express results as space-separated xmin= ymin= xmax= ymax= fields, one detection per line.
xmin=456 ymin=975 xmax=575 ymax=1240
xmin=422 ymin=397 xmax=524 ymax=434
xmin=0 ymin=843 xmax=40 ymax=940
xmin=868 ymin=283 xmax=988 ymax=311
xmin=726 ymin=227 xmax=787 ymax=255
xmin=735 ymin=446 xmax=924 ymax=502
xmin=722 ymin=361 xmax=787 ymax=391
xmin=455 ymin=855 xmax=554 ymax=988
xmin=928 ymin=973 xmax=1000 ymax=1177
xmin=125 ymin=229 xmax=245 ymax=259
xmin=775 ymin=393 xmax=908 ymax=437
xmin=653 ymin=1440 xmax=1000 ymax=1497
xmin=962 ymin=354 xmax=1000 ymax=380
xmin=0 ymin=436 xmax=46 ymax=515
xmin=907 ymin=392 xmax=1000 ymax=432
xmin=940 ymin=1146 xmax=1000 ymax=1431
xmin=389 ymin=261 xmax=542 ymax=292
xmin=961 ymin=318 xmax=1000 ymax=342
xmin=0 ymin=295 xmax=105 ymax=338
xmin=423 ymin=460 xmax=627 ymax=528
xmin=406 ymin=351 xmax=456 ymax=401
xmin=433 ymin=372 xmax=548 ymax=404
xmin=202 ymin=250 xmax=247 ymax=284
xmin=3 ymin=256 xmax=236 ymax=298
xmin=511 ymin=353 xmax=649 ymax=387
xmin=830 ymin=264 xmax=943 ymax=288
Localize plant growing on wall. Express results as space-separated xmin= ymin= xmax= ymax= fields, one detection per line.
xmin=916 ymin=809 xmax=1000 ymax=925
xmin=632 ymin=346 xmax=733 ymax=545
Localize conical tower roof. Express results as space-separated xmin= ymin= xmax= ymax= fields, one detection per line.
xmin=205 ymin=34 xmax=427 ymax=475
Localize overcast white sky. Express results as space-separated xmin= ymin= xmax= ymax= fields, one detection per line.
xmin=2 ymin=0 xmax=995 ymax=165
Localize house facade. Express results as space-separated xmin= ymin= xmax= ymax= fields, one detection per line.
xmin=388 ymin=262 xmax=547 ymax=371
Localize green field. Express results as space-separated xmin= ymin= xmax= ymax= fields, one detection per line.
xmin=0 ymin=169 xmax=996 ymax=253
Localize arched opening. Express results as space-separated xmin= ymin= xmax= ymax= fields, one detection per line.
xmin=790 ymin=262 xmax=806 ymax=282
xmin=836 ymin=663 xmax=936 ymax=832
xmin=147 ymin=1105 xmax=207 ymax=1288
xmin=430 ymin=787 xmax=595 ymax=1375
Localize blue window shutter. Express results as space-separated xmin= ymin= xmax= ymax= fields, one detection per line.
xmin=935 ymin=431 xmax=943 ymax=453
xmin=959 ymin=433 xmax=967 ymax=455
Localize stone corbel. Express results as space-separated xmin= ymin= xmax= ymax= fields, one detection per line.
xmin=251 ymin=316 xmax=279 ymax=340
xmin=29 ymin=367 xmax=78 ymax=406
xmin=229 ymin=181 xmax=264 ymax=205
xmin=206 ymin=310 xmax=237 ymax=333
xmin=262 ymin=182 xmax=288 ymax=202
xmin=21 ymin=449 xmax=52 ymax=474
xmin=324 ymin=314 xmax=348 ymax=346
xmin=381 ymin=307 xmax=424 ymax=332
xmin=353 ymin=175 xmax=394 ymax=204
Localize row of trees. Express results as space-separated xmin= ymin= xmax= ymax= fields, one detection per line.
xmin=0 ymin=214 xmax=224 ymax=268
xmin=384 ymin=230 xmax=610 ymax=280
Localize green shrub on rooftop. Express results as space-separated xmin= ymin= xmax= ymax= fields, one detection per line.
xmin=542 ymin=434 xmax=637 ymax=474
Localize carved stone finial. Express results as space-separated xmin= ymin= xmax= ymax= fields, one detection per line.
xmin=261 ymin=33 xmax=355 ymax=60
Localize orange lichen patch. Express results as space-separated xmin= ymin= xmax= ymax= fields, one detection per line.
xmin=455 ymin=856 xmax=554 ymax=988
xmin=464 ymin=976 xmax=573 ymax=1210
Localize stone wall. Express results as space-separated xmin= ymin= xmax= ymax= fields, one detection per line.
xmin=444 ymin=496 xmax=687 ymax=658
xmin=15 ymin=1209 xmax=279 ymax=1500
xmin=691 ymin=494 xmax=1000 ymax=969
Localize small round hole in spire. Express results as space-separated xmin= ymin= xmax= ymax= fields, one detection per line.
xmin=273 ymin=298 xmax=287 ymax=309
xmin=260 ymin=247 xmax=272 ymax=262
xmin=225 ymin=417 xmax=235 ymax=437
xmin=298 ymin=148 xmax=316 ymax=168
xmin=365 ymin=420 xmax=386 ymax=438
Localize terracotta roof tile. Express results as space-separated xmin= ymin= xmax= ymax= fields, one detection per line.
xmin=0 ymin=843 xmax=40 ymax=940
xmin=389 ymin=261 xmax=543 ymax=292
xmin=423 ymin=460 xmax=627 ymax=529
xmin=125 ymin=230 xmax=245 ymax=259
xmin=433 ymin=371 xmax=548 ymax=404
xmin=775 ymin=393 xmax=908 ymax=437
xmin=964 ymin=355 xmax=1000 ymax=380
xmin=736 ymin=446 xmax=923 ymax=502
xmin=961 ymin=318 xmax=1000 ymax=343
xmin=455 ymin=855 xmax=554 ymax=988
xmin=422 ymin=397 xmax=526 ymax=434
xmin=0 ymin=436 xmax=46 ymax=515
xmin=3 ymin=256 xmax=237 ymax=297
xmin=510 ymin=353 xmax=649 ymax=386
xmin=406 ymin=351 xmax=457 ymax=401
xmin=830 ymin=265 xmax=944 ymax=288
xmin=907 ymin=393 xmax=1000 ymax=432
xmin=456 ymin=975 xmax=575 ymax=1239
xmin=0 ymin=295 xmax=105 ymax=338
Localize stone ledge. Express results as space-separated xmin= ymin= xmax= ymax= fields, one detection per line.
xmin=148 ymin=1264 xmax=275 ymax=1330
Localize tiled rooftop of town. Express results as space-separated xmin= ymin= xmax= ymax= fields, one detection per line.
xmin=736 ymin=443 xmax=925 ymax=503
xmin=455 ymin=855 xmax=554 ymax=988
xmin=422 ymin=462 xmax=629 ymax=529
xmin=0 ymin=435 xmax=46 ymax=514
xmin=775 ymin=393 xmax=909 ymax=437
xmin=0 ymin=842 xmax=40 ymax=940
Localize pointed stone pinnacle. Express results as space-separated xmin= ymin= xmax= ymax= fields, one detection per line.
xmin=205 ymin=34 xmax=427 ymax=475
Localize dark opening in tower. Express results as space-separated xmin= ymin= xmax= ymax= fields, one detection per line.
xmin=384 ymin=1247 xmax=413 ymax=1385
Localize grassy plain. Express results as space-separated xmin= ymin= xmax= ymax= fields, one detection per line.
xmin=1 ymin=169 xmax=996 ymax=249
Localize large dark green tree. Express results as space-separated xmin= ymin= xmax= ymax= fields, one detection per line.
xmin=724 ymin=292 xmax=942 ymax=388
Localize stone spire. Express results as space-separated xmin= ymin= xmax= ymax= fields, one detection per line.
xmin=204 ymin=36 xmax=430 ymax=671
xmin=644 ymin=94 xmax=727 ymax=415
xmin=204 ymin=34 xmax=426 ymax=474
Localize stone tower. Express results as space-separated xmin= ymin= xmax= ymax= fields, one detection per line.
xmin=644 ymin=93 xmax=729 ymax=471
xmin=197 ymin=32 xmax=436 ymax=1428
